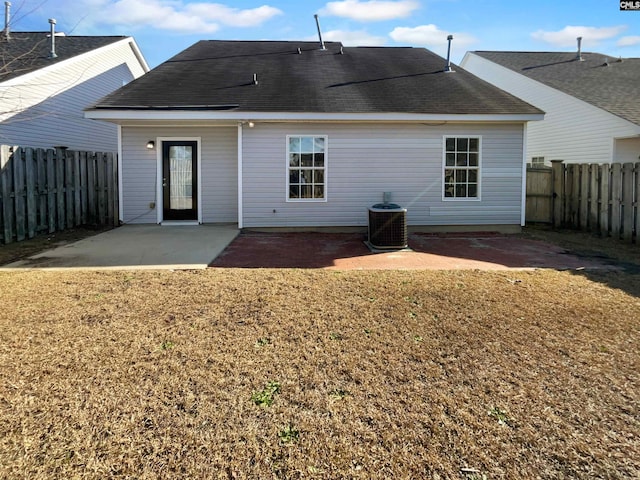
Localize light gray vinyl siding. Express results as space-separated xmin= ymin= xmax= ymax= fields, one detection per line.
xmin=242 ymin=122 xmax=524 ymax=227
xmin=461 ymin=53 xmax=640 ymax=164
xmin=121 ymin=126 xmax=237 ymax=224
xmin=0 ymin=40 xmax=146 ymax=152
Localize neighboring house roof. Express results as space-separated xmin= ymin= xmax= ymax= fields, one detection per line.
xmin=472 ymin=51 xmax=640 ymax=126
xmin=0 ymin=32 xmax=131 ymax=83
xmin=92 ymin=40 xmax=542 ymax=116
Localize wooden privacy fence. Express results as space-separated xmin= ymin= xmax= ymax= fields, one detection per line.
xmin=0 ymin=145 xmax=118 ymax=244
xmin=526 ymin=160 xmax=640 ymax=243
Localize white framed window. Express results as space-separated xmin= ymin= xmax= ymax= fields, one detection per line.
xmin=287 ymin=135 xmax=327 ymax=201
xmin=443 ymin=136 xmax=481 ymax=200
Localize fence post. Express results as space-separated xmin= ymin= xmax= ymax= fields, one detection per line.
xmin=551 ymin=160 xmax=564 ymax=228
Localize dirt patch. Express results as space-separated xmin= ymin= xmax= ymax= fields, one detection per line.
xmin=211 ymin=230 xmax=622 ymax=271
xmin=0 ymin=227 xmax=111 ymax=266
xmin=1 ymin=269 xmax=638 ymax=478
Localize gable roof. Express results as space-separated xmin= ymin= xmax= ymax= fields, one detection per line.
xmin=91 ymin=40 xmax=542 ymax=117
xmin=0 ymin=32 xmax=129 ymax=83
xmin=473 ymin=51 xmax=640 ymax=126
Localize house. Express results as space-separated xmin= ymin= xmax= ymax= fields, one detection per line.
xmin=85 ymin=40 xmax=543 ymax=230
xmin=0 ymin=27 xmax=148 ymax=151
xmin=460 ymin=49 xmax=640 ymax=165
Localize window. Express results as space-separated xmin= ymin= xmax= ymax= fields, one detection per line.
xmin=531 ymin=156 xmax=545 ymax=166
xmin=287 ymin=135 xmax=326 ymax=201
xmin=443 ymin=136 xmax=480 ymax=199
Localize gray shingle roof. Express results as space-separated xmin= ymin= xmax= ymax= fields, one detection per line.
xmin=93 ymin=40 xmax=542 ymax=116
xmin=0 ymin=32 xmax=127 ymax=83
xmin=473 ymin=51 xmax=640 ymax=126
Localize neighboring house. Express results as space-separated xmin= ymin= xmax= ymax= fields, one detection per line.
xmin=85 ymin=40 xmax=542 ymax=230
xmin=460 ymin=50 xmax=640 ymax=165
xmin=0 ymin=30 xmax=148 ymax=151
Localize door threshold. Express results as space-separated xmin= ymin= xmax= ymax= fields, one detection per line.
xmin=161 ymin=220 xmax=200 ymax=226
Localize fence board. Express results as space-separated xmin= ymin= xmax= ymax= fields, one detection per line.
xmin=97 ymin=153 xmax=106 ymax=224
xmin=622 ymin=163 xmax=634 ymax=242
xmin=86 ymin=153 xmax=97 ymax=225
xmin=13 ymin=148 xmax=26 ymax=241
xmin=36 ymin=148 xmax=47 ymax=232
xmin=65 ymin=149 xmax=74 ymax=229
xmin=1 ymin=145 xmax=14 ymax=244
xmin=636 ymin=165 xmax=640 ymax=242
xmin=579 ymin=164 xmax=589 ymax=230
xmin=56 ymin=148 xmax=65 ymax=232
xmin=80 ymin=151 xmax=88 ymax=224
xmin=589 ymin=164 xmax=599 ymax=232
xmin=551 ymin=160 xmax=564 ymax=227
xmin=610 ymin=163 xmax=622 ymax=239
xmin=0 ymin=145 xmax=118 ymax=244
xmin=25 ymin=148 xmax=37 ymax=238
xmin=600 ymin=164 xmax=610 ymax=236
xmin=46 ymin=149 xmax=56 ymax=233
xmin=73 ymin=151 xmax=82 ymax=226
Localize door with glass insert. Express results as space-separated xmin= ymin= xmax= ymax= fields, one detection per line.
xmin=162 ymin=141 xmax=197 ymax=221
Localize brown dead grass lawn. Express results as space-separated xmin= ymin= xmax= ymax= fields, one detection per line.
xmin=0 ymin=269 xmax=639 ymax=479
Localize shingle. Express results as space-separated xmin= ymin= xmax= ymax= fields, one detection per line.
xmin=0 ymin=32 xmax=127 ymax=83
xmin=474 ymin=51 xmax=640 ymax=126
xmin=93 ymin=40 xmax=542 ymax=115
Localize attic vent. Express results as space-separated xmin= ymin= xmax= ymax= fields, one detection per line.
xmin=48 ymin=18 xmax=58 ymax=59
xmin=444 ymin=35 xmax=454 ymax=72
xmin=313 ymin=14 xmax=326 ymax=50
xmin=576 ymin=37 xmax=583 ymax=61
xmin=4 ymin=1 xmax=10 ymax=40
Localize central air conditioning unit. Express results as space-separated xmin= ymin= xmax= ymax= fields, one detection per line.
xmin=368 ymin=202 xmax=407 ymax=249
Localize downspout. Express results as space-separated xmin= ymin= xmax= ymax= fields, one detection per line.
xmin=237 ymin=123 xmax=243 ymax=229
xmin=520 ymin=123 xmax=528 ymax=227
xmin=117 ymin=125 xmax=123 ymax=224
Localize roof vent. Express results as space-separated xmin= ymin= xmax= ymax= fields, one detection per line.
xmin=340 ymin=46 xmax=344 ymax=55
xmin=313 ymin=14 xmax=326 ymax=51
xmin=576 ymin=36 xmax=583 ymax=61
xmin=444 ymin=35 xmax=454 ymax=73
xmin=3 ymin=1 xmax=10 ymax=40
xmin=297 ymin=47 xmax=301 ymax=54
xmin=617 ymin=56 xmax=623 ymax=63
xmin=252 ymin=73 xmax=258 ymax=85
xmin=48 ymin=18 xmax=58 ymax=59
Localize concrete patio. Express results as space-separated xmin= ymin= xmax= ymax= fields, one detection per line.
xmin=1 ymin=224 xmax=239 ymax=270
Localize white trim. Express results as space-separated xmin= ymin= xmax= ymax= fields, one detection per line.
xmin=156 ymin=137 xmax=202 ymax=224
xmin=521 ymin=123 xmax=528 ymax=227
xmin=237 ymin=123 xmax=244 ymax=229
xmin=117 ymin=125 xmax=123 ymax=223
xmin=0 ymin=37 xmax=148 ymax=87
xmin=85 ymin=109 xmax=544 ymax=123
xmin=285 ymin=134 xmax=328 ymax=203
xmin=441 ymin=135 xmax=482 ymax=202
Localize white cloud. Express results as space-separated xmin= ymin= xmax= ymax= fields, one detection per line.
xmin=322 ymin=29 xmax=387 ymax=46
xmin=389 ymin=24 xmax=476 ymax=48
xmin=320 ymin=0 xmax=419 ymax=22
xmin=67 ymin=0 xmax=282 ymax=33
xmin=531 ymin=25 xmax=627 ymax=47
xmin=617 ymin=35 xmax=640 ymax=47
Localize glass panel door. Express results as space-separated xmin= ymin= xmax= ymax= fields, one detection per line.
xmin=162 ymin=141 xmax=197 ymax=220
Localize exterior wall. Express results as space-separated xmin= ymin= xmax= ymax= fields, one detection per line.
xmin=241 ymin=122 xmax=525 ymax=228
xmin=121 ymin=126 xmax=237 ymax=224
xmin=614 ymin=137 xmax=640 ymax=163
xmin=0 ymin=39 xmax=147 ymax=151
xmin=461 ymin=53 xmax=640 ymax=164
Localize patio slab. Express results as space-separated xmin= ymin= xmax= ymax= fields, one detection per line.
xmin=1 ymin=224 xmax=239 ymax=270
xmin=210 ymin=231 xmax=621 ymax=271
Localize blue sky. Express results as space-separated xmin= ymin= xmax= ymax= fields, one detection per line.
xmin=8 ymin=0 xmax=640 ymax=68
